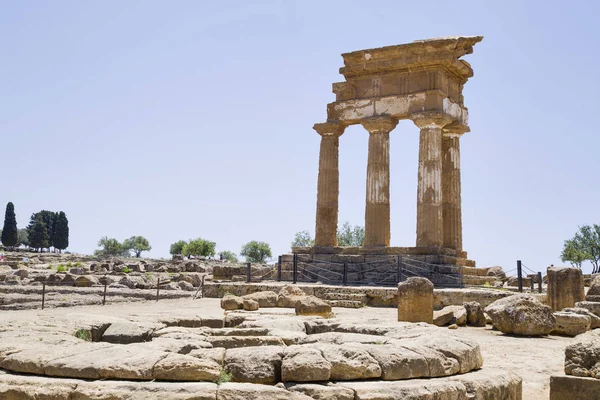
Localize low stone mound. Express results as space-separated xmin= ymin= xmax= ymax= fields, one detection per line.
xmin=0 ymin=368 xmax=521 ymax=400
xmin=485 ymin=294 xmax=555 ymax=336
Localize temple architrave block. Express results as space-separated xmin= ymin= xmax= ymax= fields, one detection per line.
xmin=293 ymin=37 xmax=483 ymax=285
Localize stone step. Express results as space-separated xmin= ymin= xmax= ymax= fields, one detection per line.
xmin=327 ymin=300 xmax=364 ymax=308
xmin=462 ymin=275 xmax=497 ymax=285
xmin=459 ymin=266 xmax=490 ymax=276
xmin=323 ymin=292 xmax=368 ymax=301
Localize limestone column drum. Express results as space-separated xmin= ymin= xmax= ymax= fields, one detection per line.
xmin=313 ymin=122 xmax=346 ymax=247
xmin=361 ymin=116 xmax=398 ymax=247
xmin=442 ymin=125 xmax=468 ymax=251
xmin=412 ymin=112 xmax=452 ymax=248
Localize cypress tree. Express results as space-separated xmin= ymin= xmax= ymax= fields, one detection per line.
xmin=28 ymin=214 xmax=49 ymax=251
xmin=53 ymin=212 xmax=69 ymax=252
xmin=1 ymin=202 xmax=18 ymax=248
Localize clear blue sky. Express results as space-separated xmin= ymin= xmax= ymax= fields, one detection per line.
xmin=1 ymin=1 xmax=599 ymax=274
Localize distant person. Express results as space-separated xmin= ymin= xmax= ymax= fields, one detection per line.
xmin=0 ymin=252 xmax=4 ymax=262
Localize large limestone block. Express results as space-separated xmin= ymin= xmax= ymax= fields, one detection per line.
xmin=286 ymin=383 xmax=355 ymax=400
xmin=242 ymin=298 xmax=259 ymax=311
xmin=397 ymin=277 xmax=433 ymax=324
xmin=243 ymin=291 xmax=278 ymax=307
xmin=277 ymin=285 xmax=307 ymax=308
xmin=563 ymin=307 xmax=600 ymax=329
xmin=295 ymin=296 xmax=333 ymax=318
xmin=406 ymin=336 xmax=483 ymax=374
xmin=485 ymin=294 xmax=556 ymax=336
xmin=224 ymin=346 xmax=284 ymax=384
xmin=463 ymin=301 xmax=487 ymax=327
xmin=550 ymin=375 xmax=600 ymax=400
xmin=317 ymin=344 xmax=381 ymax=380
xmin=574 ymin=301 xmax=600 ymax=317
xmin=433 ymin=305 xmax=466 ymax=326
xmin=281 ymin=346 xmax=332 ymax=382
xmin=221 ymin=295 xmax=243 ymax=310
xmin=586 ymin=275 xmax=600 ymax=300
xmin=45 ymin=344 xmax=166 ymax=380
xmin=433 ymin=308 xmax=454 ymax=326
xmin=552 ymin=312 xmax=591 ymax=337
xmin=101 ymin=322 xmax=154 ymax=344
xmin=565 ymin=330 xmax=600 ymax=377
xmin=153 ymin=353 xmax=221 ymax=381
xmin=216 ymin=383 xmax=313 ymax=400
xmin=547 ymin=267 xmax=584 ymax=311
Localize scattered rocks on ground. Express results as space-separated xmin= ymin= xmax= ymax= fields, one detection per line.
xmin=485 ymin=294 xmax=555 ymax=336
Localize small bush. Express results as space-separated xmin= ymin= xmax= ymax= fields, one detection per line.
xmin=483 ymin=282 xmax=492 ymax=288
xmin=66 ymin=262 xmax=73 ymax=268
xmin=122 ymin=267 xmax=132 ymax=274
xmin=74 ymin=329 xmax=91 ymax=341
xmin=57 ymin=265 xmax=67 ymax=273
xmin=216 ymin=368 xmax=232 ymax=384
xmin=74 ymin=261 xmax=82 ymax=268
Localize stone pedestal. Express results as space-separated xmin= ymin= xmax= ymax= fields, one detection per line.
xmin=313 ymin=122 xmax=346 ymax=247
xmin=412 ymin=113 xmax=452 ymax=248
xmin=397 ymin=277 xmax=434 ymax=323
xmin=361 ymin=116 xmax=398 ymax=247
xmin=547 ymin=267 xmax=585 ymax=312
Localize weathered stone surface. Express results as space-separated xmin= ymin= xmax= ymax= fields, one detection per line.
xmin=547 ymin=267 xmax=584 ymax=311
xmin=0 ymin=371 xmax=218 ymax=400
xmin=485 ymin=294 xmax=555 ymax=336
xmin=243 ymin=291 xmax=278 ymax=307
xmin=552 ymin=312 xmax=591 ymax=337
xmin=224 ymin=346 xmax=284 ymax=384
xmin=433 ymin=307 xmax=454 ymax=326
xmin=318 ymin=344 xmax=381 ymax=380
xmin=221 ymin=295 xmax=244 ymax=310
xmin=563 ymin=307 xmax=600 ymax=329
xmin=216 ymin=382 xmax=313 ymax=400
xmin=206 ymin=336 xmax=285 ymax=349
xmin=434 ymin=306 xmax=467 ymax=326
xmin=154 ymin=353 xmax=221 ymax=381
xmin=565 ymin=330 xmax=600 ymax=377
xmin=295 ymin=295 xmax=332 ymax=318
xmin=281 ymin=346 xmax=332 ymax=382
xmin=487 ymin=266 xmax=507 ymax=280
xmin=587 ymin=275 xmax=600 ymax=300
xmin=287 ymin=383 xmax=355 ymax=400
xmin=397 ymin=277 xmax=433 ymax=324
xmin=463 ymin=301 xmax=486 ymax=327
xmin=337 ymin=368 xmax=521 ymax=400
xmin=243 ymin=298 xmax=259 ymax=311
xmin=278 ymin=285 xmax=307 ymax=308
xmin=550 ymin=375 xmax=600 ymax=400
xmin=574 ymin=301 xmax=600 ymax=317
xmin=100 ymin=322 xmax=154 ymax=344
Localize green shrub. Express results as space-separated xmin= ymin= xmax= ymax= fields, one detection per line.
xmin=57 ymin=265 xmax=67 ymax=273
xmin=122 ymin=267 xmax=132 ymax=274
xmin=66 ymin=262 xmax=73 ymax=268
xmin=216 ymin=368 xmax=232 ymax=384
xmin=74 ymin=262 xmax=82 ymax=268
xmin=74 ymin=329 xmax=91 ymax=341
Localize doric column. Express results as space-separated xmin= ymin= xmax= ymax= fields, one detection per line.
xmin=313 ymin=121 xmax=346 ymax=247
xmin=411 ymin=112 xmax=452 ymax=248
xmin=442 ymin=125 xmax=468 ymax=251
xmin=361 ymin=116 xmax=398 ymax=247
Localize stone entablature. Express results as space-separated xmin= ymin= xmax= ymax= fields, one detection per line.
xmin=312 ymin=36 xmax=482 ymax=256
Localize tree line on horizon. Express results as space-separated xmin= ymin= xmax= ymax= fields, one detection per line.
xmin=291 ymin=222 xmax=365 ymax=248
xmin=1 ymin=202 xmax=69 ymax=252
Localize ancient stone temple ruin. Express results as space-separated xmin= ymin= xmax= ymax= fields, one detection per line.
xmin=291 ymin=36 xmax=483 ymax=287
